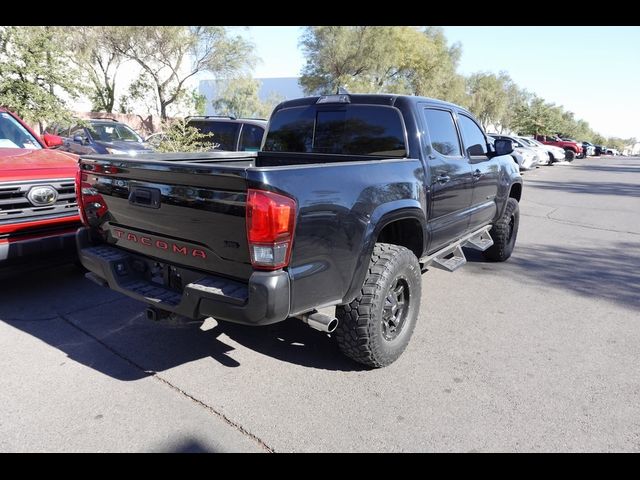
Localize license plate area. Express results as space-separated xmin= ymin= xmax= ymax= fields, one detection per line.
xmin=149 ymin=261 xmax=183 ymax=291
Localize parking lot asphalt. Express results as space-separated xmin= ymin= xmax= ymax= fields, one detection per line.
xmin=1 ymin=155 xmax=639 ymax=452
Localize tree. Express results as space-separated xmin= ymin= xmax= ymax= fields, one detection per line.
xmin=69 ymin=26 xmax=124 ymax=113
xmin=299 ymin=26 xmax=465 ymax=101
xmin=512 ymin=96 xmax=564 ymax=137
xmin=464 ymin=72 xmax=511 ymax=131
xmin=107 ymin=26 xmax=254 ymax=120
xmin=0 ymin=26 xmax=85 ymax=131
xmin=213 ymin=76 xmax=284 ymax=119
xmin=155 ymin=118 xmax=213 ymax=152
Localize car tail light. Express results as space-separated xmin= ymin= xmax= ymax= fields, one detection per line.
xmin=246 ymin=189 xmax=296 ymax=270
xmin=75 ymin=167 xmax=108 ymax=226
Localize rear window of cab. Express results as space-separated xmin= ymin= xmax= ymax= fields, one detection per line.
xmin=263 ymin=105 xmax=407 ymax=157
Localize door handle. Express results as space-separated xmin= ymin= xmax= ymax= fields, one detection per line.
xmin=436 ymin=174 xmax=450 ymax=184
xmin=472 ymin=169 xmax=483 ymax=179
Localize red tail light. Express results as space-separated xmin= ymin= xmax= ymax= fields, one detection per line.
xmin=246 ymin=189 xmax=296 ymax=270
xmin=75 ymin=167 xmax=89 ymax=226
xmin=75 ymin=167 xmax=108 ymax=226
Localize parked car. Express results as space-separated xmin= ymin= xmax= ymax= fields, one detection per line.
xmin=0 ymin=108 xmax=81 ymax=268
xmin=488 ymin=134 xmax=540 ymax=170
xmin=515 ymin=136 xmax=554 ymax=166
xmin=594 ymin=145 xmax=606 ymax=156
xmin=521 ymin=137 xmax=566 ymax=163
xmin=186 ymin=116 xmax=267 ymax=152
xmin=76 ymin=93 xmax=522 ymax=368
xmin=606 ymin=147 xmax=619 ymax=155
xmin=52 ymin=118 xmax=153 ymax=156
xmin=581 ymin=142 xmax=596 ymax=157
xmin=534 ymin=134 xmax=582 ymax=161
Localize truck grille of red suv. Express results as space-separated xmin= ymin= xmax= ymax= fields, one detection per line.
xmin=0 ymin=179 xmax=78 ymax=223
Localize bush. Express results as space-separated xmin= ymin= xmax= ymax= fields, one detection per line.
xmin=155 ymin=118 xmax=213 ymax=153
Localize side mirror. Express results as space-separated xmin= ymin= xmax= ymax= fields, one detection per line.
xmin=42 ymin=133 xmax=63 ymax=148
xmin=73 ymin=135 xmax=85 ymax=144
xmin=494 ymin=139 xmax=514 ymax=156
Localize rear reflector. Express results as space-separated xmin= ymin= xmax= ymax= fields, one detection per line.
xmin=246 ymin=189 xmax=296 ymax=270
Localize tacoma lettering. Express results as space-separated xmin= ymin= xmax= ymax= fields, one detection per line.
xmin=113 ymin=229 xmax=207 ymax=259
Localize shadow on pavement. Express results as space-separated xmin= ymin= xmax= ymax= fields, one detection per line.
xmin=574 ymin=165 xmax=640 ymax=174
xmin=0 ymin=264 xmax=365 ymax=380
xmin=524 ymin=180 xmax=639 ymax=197
xmin=159 ymin=438 xmax=219 ymax=453
xmin=465 ymin=241 xmax=640 ymax=310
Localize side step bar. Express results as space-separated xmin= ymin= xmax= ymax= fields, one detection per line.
xmin=420 ymin=226 xmax=494 ymax=273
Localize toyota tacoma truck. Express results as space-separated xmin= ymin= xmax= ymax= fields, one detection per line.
xmin=0 ymin=108 xmax=81 ymax=269
xmin=76 ymin=94 xmax=522 ymax=368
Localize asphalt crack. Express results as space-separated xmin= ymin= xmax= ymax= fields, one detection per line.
xmin=56 ymin=312 xmax=274 ymax=453
xmin=521 ymin=212 xmax=640 ymax=236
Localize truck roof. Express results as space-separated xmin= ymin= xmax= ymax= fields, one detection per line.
xmin=276 ymin=93 xmax=469 ymax=114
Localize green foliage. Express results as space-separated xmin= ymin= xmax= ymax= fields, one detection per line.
xmin=299 ymin=26 xmax=465 ymax=102
xmin=154 ymin=118 xmax=213 ymax=153
xmin=512 ymin=96 xmax=563 ymax=136
xmin=192 ymin=90 xmax=207 ymax=116
xmin=465 ymin=71 xmax=509 ymax=131
xmin=0 ymin=26 xmax=86 ymax=129
xmin=69 ymin=26 xmax=123 ymax=113
xmin=606 ymin=136 xmax=636 ymax=151
xmin=107 ymin=26 xmax=255 ymax=120
xmin=213 ymin=76 xmax=283 ymax=119
xmin=464 ymin=71 xmax=529 ymax=133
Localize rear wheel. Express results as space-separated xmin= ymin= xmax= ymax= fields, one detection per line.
xmin=335 ymin=243 xmax=421 ymax=368
xmin=483 ymin=198 xmax=519 ymax=262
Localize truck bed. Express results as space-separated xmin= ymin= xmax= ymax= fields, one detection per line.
xmin=78 ymin=151 xmax=422 ymax=294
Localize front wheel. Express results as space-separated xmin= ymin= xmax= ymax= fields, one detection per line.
xmin=483 ymin=197 xmax=519 ymax=262
xmin=335 ymin=243 xmax=422 ymax=368
xmin=564 ymin=149 xmax=576 ymax=162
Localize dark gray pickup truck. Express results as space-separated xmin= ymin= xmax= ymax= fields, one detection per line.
xmin=75 ymin=93 xmax=522 ymax=367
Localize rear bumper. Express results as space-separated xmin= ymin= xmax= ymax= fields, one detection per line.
xmin=0 ymin=228 xmax=77 ymax=265
xmin=76 ymin=227 xmax=291 ymax=325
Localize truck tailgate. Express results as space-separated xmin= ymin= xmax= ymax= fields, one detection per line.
xmin=79 ymin=154 xmax=255 ymax=281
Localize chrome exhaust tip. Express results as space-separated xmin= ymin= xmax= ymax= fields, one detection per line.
xmin=299 ymin=311 xmax=339 ymax=333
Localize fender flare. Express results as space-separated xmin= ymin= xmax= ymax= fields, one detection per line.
xmin=343 ymin=200 xmax=426 ymax=304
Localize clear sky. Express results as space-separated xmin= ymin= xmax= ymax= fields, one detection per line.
xmin=240 ymin=26 xmax=640 ymax=140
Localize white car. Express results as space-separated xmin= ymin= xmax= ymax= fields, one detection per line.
xmin=516 ymin=137 xmax=554 ymax=166
xmin=489 ymin=134 xmax=540 ymax=170
xmin=521 ymin=137 xmax=566 ymax=163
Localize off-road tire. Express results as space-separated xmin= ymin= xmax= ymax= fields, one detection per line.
xmin=483 ymin=197 xmax=519 ymax=262
xmin=335 ymin=243 xmax=421 ymax=368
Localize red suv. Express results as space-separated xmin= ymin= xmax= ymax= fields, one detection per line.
xmin=0 ymin=108 xmax=81 ymax=267
xmin=534 ymin=135 xmax=582 ymax=161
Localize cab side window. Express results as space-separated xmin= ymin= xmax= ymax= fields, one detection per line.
xmin=239 ymin=124 xmax=265 ymax=151
xmin=458 ymin=115 xmax=488 ymax=157
xmin=423 ymin=108 xmax=462 ymax=157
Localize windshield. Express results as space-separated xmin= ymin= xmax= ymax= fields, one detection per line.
xmin=518 ymin=137 xmax=537 ymax=147
xmin=0 ymin=112 xmax=42 ymax=150
xmin=264 ymin=104 xmax=407 ymax=157
xmin=88 ymin=123 xmax=142 ymax=143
